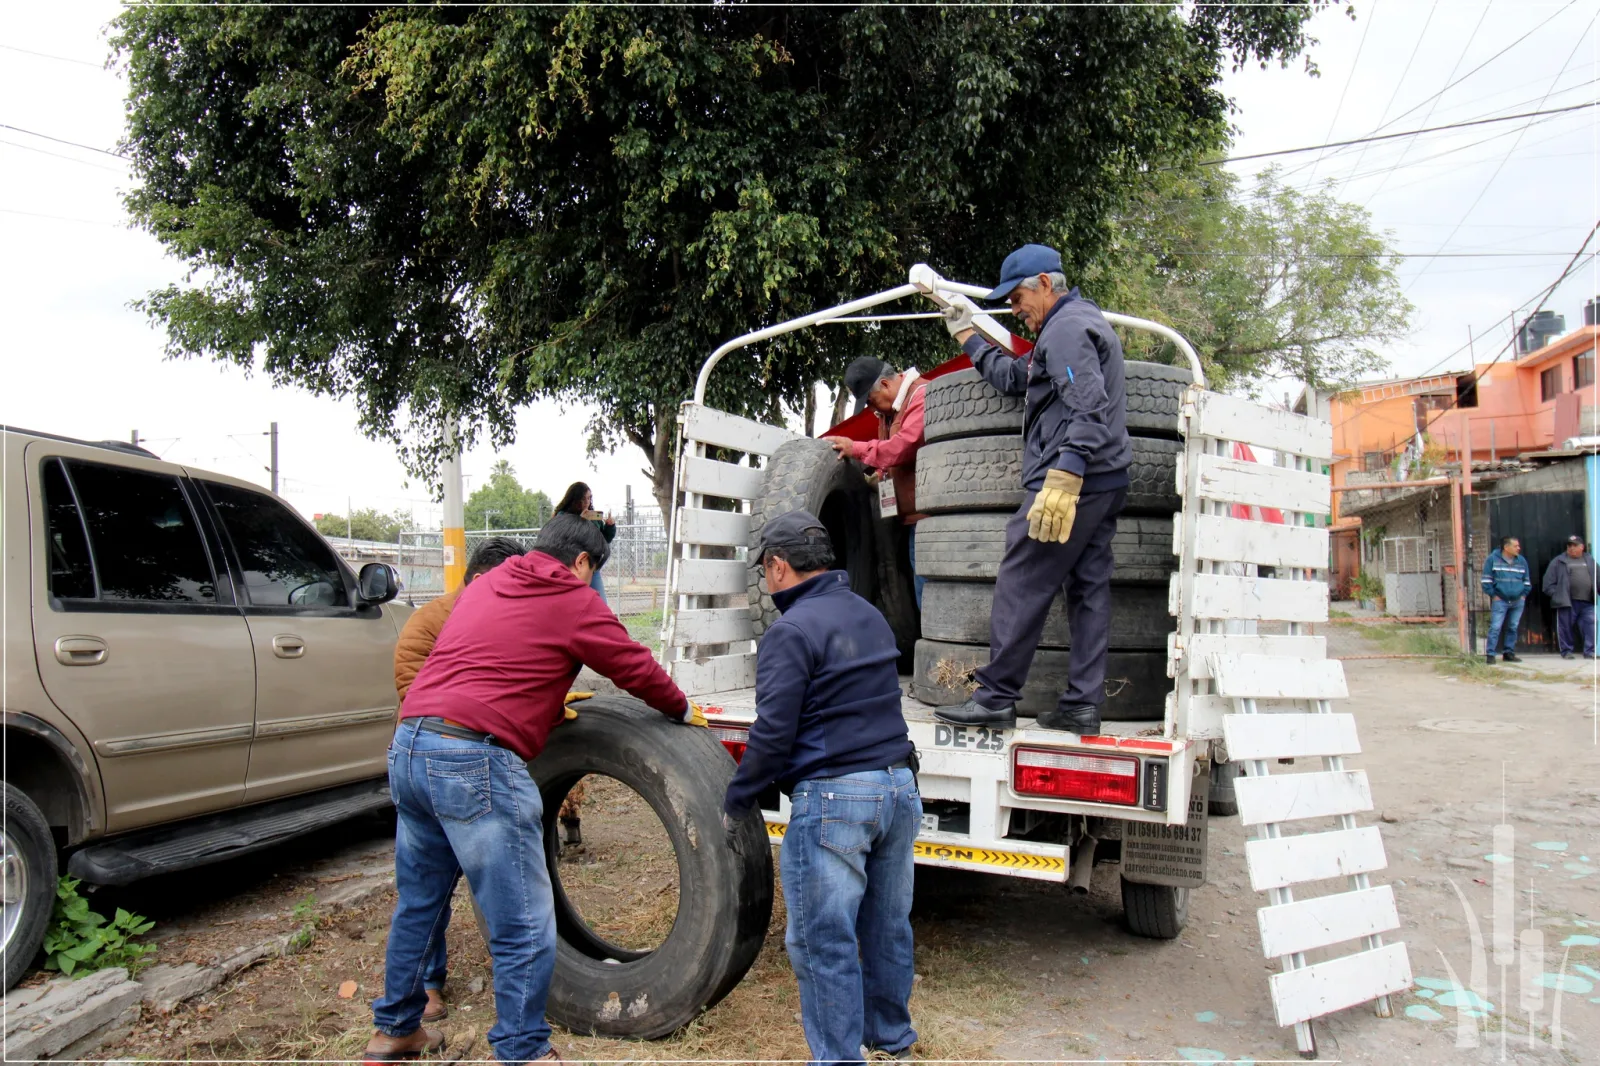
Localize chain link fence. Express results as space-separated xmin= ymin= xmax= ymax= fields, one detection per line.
xmin=396 ymin=510 xmax=669 ymax=624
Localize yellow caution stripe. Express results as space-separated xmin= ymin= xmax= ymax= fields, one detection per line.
xmin=764 ymin=822 xmax=1065 ymax=874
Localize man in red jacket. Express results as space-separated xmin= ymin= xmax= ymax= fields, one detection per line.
xmin=823 ymin=357 xmax=930 ymax=605
xmin=365 ymin=513 xmax=699 ymax=1064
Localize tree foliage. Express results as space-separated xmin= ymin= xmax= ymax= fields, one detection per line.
xmin=465 ymin=460 xmax=552 ymax=531
xmin=313 ymin=506 xmax=412 ymax=543
xmin=1088 ymin=166 xmax=1412 ymax=390
xmin=114 ymin=4 xmax=1330 ymax=510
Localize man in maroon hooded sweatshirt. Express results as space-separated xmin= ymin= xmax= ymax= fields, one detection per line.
xmin=365 ymin=513 xmax=698 ymax=1064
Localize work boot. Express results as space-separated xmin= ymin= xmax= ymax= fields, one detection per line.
xmin=934 ymin=698 xmax=1016 ymax=727
xmin=560 ymin=815 xmax=583 ymax=847
xmin=362 ymin=1027 xmax=445 ymax=1063
xmin=1563 ymin=652 xmax=1575 ymax=660
xmin=421 ymin=988 xmax=448 ymax=1023
xmin=1485 ymin=654 xmax=1496 ymax=665
xmin=1502 ymin=652 xmax=1522 ymax=663
xmin=1036 ymin=703 xmax=1101 ymax=735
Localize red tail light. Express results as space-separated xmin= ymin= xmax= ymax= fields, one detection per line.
xmin=709 ymin=725 xmax=749 ymax=763
xmin=1012 ymin=746 xmax=1139 ymax=805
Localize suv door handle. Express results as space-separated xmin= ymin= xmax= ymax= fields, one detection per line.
xmin=271 ymin=635 xmax=306 ymax=659
xmin=54 ymin=636 xmax=108 ymax=666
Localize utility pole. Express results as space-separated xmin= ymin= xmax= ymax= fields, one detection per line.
xmin=442 ymin=421 xmax=466 ymax=593
xmin=269 ymin=422 xmax=279 ymax=494
xmin=130 ymin=429 xmax=139 ymax=446
xmin=347 ymin=495 xmax=353 ymax=550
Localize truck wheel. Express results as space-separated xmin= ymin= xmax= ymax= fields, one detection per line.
xmin=3 ymin=784 xmax=57 ymax=991
xmin=1208 ymin=759 xmax=1243 ymax=817
xmin=531 ymin=697 xmax=774 ymax=1039
xmin=921 ymin=362 xmax=1189 ymax=444
xmin=919 ymin=581 xmax=1168 ymax=649
xmin=911 ymin=640 xmax=1169 ymax=720
xmin=913 ymin=514 xmax=1175 ymax=584
xmin=1121 ymin=876 xmax=1189 ymax=939
xmin=916 ymin=436 xmax=1179 ymax=517
xmin=747 ymin=439 xmax=880 ymax=640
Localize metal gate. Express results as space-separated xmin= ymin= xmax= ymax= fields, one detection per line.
xmin=1487 ymin=490 xmax=1585 ymax=650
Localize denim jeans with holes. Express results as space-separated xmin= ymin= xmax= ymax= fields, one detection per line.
xmin=781 ymin=767 xmax=921 ymax=1065
xmin=373 ymin=721 xmax=557 ymax=1062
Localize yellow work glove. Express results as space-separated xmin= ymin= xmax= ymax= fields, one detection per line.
xmin=680 ymin=700 xmax=708 ymax=727
xmin=1026 ymin=469 xmax=1083 ymax=544
xmin=562 ymin=691 xmax=594 ymax=722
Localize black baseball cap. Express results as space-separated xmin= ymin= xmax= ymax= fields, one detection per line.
xmin=1568 ymin=534 xmax=1586 ymax=546
xmin=754 ymin=509 xmax=832 ymax=563
xmin=843 ymin=356 xmax=894 ymax=415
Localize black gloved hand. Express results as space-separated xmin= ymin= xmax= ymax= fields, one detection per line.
xmin=720 ymin=810 xmax=746 ymax=857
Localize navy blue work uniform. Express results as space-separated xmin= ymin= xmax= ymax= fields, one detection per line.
xmin=960 ymin=290 xmax=1132 ymax=713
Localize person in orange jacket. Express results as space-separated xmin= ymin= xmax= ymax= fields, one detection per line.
xmin=391 ymin=536 xmax=525 ymax=1027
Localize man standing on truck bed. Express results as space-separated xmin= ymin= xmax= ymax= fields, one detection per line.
xmin=724 ymin=510 xmax=922 ymax=1065
xmin=823 ymin=356 xmax=930 ymax=606
xmin=365 ymin=513 xmax=702 ymax=1065
xmin=935 ymin=243 xmax=1131 ymax=735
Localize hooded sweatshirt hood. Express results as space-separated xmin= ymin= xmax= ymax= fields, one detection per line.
xmin=489 ymin=549 xmax=588 ymax=599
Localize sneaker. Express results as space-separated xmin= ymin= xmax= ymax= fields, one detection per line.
xmin=1502 ymin=652 xmax=1522 ymax=663
xmin=1485 ymin=654 xmax=1496 ymax=665
xmin=1562 ymin=652 xmax=1575 ymax=659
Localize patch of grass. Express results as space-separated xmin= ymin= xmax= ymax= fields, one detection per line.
xmin=623 ymin=608 xmax=664 ymax=644
xmin=1329 ymin=608 xmax=1351 ymax=619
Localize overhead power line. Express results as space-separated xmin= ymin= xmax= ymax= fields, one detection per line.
xmin=1198 ymin=100 xmax=1598 ymax=167
xmin=0 ymin=43 xmax=104 ymax=69
xmin=0 ymin=123 xmax=126 ymax=160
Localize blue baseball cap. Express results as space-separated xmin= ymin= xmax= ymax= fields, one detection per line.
xmin=985 ymin=243 xmax=1063 ymax=302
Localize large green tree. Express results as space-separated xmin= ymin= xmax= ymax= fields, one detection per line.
xmin=465 ymin=460 xmax=552 ymax=531
xmin=1088 ymin=166 xmax=1411 ymax=390
xmin=114 ymin=4 xmax=1328 ymax=512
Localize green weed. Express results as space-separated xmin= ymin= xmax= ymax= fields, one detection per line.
xmin=43 ymin=877 xmax=156 ymax=977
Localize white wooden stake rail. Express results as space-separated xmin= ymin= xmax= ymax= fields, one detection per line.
xmin=661 ymin=406 xmax=801 ymax=693
xmin=1170 ymin=390 xmax=1412 ymax=1058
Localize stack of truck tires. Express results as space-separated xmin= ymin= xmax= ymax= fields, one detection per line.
xmin=908 ymin=363 xmax=1190 ymax=722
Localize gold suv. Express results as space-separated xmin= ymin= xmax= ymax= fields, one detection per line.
xmin=1 ymin=427 xmax=411 ymax=989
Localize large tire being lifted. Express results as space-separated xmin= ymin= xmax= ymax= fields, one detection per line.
xmin=747 ymin=439 xmax=880 ymax=641
xmin=2 ymin=783 xmax=57 ymax=991
xmin=916 ymin=435 xmax=1180 ymax=517
xmin=1121 ymin=877 xmax=1189 ymax=939
xmin=913 ymin=514 xmax=1176 ymax=584
xmin=910 ymin=639 xmax=1169 ymax=720
xmin=921 ymin=362 xmax=1189 ymax=443
xmin=919 ymin=581 xmax=1169 ymax=649
xmin=532 ymin=697 xmax=774 ymax=1039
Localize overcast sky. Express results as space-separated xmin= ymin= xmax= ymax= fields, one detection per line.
xmin=2 ymin=3 xmax=1595 ymax=527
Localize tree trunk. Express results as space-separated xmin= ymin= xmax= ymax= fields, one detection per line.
xmin=647 ymin=403 xmax=675 ymax=520
xmin=829 ymin=384 xmax=850 ymax=428
xmin=803 ymin=383 xmax=817 ymax=438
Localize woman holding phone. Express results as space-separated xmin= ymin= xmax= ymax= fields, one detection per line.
xmin=555 ymin=481 xmax=616 ymax=601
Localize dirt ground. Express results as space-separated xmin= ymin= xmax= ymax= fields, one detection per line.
xmin=74 ymin=620 xmax=1599 ymax=1065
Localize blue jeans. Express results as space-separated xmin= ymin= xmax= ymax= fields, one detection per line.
xmin=374 ymin=721 xmax=557 ymax=1062
xmin=782 ymin=767 xmax=921 ymax=1066
xmin=907 ymin=526 xmax=925 ymax=609
xmin=1486 ymin=596 xmax=1526 ymax=655
xmin=1557 ymin=600 xmax=1596 ymax=655
xmin=590 ymin=565 xmax=607 ymax=601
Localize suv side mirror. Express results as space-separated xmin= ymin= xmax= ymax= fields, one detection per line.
xmin=358 ymin=562 xmax=400 ymax=605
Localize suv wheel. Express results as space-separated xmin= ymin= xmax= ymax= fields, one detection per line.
xmin=3 ymin=783 xmax=58 ymax=990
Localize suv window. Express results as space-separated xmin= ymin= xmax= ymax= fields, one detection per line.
xmin=204 ymin=482 xmax=349 ymax=608
xmin=65 ymin=460 xmax=217 ymax=603
xmin=41 ymin=459 xmax=96 ymax=599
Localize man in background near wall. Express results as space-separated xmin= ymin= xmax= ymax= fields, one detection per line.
xmin=1543 ymin=534 xmax=1598 ymax=660
xmin=1481 ymin=535 xmax=1532 ymax=665
xmin=391 ymin=536 xmax=525 ymax=1027
xmin=823 ymin=357 xmax=930 ymax=606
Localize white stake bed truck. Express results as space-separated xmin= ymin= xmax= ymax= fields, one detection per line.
xmin=660 ymin=265 xmax=1332 ymax=941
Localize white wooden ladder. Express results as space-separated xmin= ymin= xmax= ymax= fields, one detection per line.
xmin=1171 ymin=389 xmax=1412 ymax=1058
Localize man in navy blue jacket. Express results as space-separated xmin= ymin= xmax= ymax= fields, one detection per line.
xmin=937 ymin=243 xmax=1132 ymax=735
xmin=724 ymin=510 xmax=920 ymax=1065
